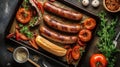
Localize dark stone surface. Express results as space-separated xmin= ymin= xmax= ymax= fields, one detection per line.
xmin=0 ymin=0 xmax=18 ymax=67
xmin=0 ymin=0 xmax=120 ymax=67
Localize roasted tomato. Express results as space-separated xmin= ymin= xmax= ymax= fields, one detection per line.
xmin=90 ymin=54 xmax=107 ymax=67
xmin=66 ymin=48 xmax=73 ymax=64
xmin=16 ymin=8 xmax=32 ymax=24
xmin=72 ymin=45 xmax=80 ymax=60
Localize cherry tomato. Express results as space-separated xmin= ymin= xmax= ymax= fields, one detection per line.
xmin=90 ymin=54 xmax=107 ymax=67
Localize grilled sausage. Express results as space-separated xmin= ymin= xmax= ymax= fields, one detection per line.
xmin=39 ymin=26 xmax=78 ymax=44
xmin=43 ymin=2 xmax=83 ymax=21
xmin=43 ymin=15 xmax=82 ymax=33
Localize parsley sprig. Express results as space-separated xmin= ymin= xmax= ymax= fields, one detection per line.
xmin=19 ymin=24 xmax=33 ymax=38
xmin=97 ymin=11 xmax=119 ymax=67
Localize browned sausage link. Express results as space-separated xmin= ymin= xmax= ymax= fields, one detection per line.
xmin=40 ymin=26 xmax=78 ymax=44
xmin=43 ymin=15 xmax=82 ymax=33
xmin=43 ymin=2 xmax=83 ymax=21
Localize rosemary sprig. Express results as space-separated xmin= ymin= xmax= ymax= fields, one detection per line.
xmin=97 ymin=11 xmax=119 ymax=67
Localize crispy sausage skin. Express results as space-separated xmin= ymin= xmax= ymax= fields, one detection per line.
xmin=43 ymin=2 xmax=83 ymax=21
xmin=39 ymin=26 xmax=78 ymax=44
xmin=43 ymin=15 xmax=82 ymax=33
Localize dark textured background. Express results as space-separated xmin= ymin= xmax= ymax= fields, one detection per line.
xmin=0 ymin=0 xmax=120 ymax=67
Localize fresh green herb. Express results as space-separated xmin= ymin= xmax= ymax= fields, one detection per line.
xmin=20 ymin=26 xmax=28 ymax=33
xmin=24 ymin=0 xmax=29 ymax=3
xmin=80 ymin=47 xmax=85 ymax=56
xmin=18 ymin=23 xmax=24 ymax=27
xmin=25 ymin=31 xmax=33 ymax=38
xmin=97 ymin=11 xmax=119 ymax=67
xmin=20 ymin=26 xmax=33 ymax=38
xmin=29 ymin=17 xmax=38 ymax=27
xmin=22 ymin=0 xmax=29 ymax=10
xmin=78 ymin=0 xmax=81 ymax=2
xmin=24 ymin=13 xmax=28 ymax=17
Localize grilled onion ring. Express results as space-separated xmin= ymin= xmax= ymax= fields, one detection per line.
xmin=79 ymin=29 xmax=92 ymax=42
xmin=83 ymin=18 xmax=96 ymax=30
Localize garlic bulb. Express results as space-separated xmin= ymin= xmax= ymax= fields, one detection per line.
xmin=82 ymin=0 xmax=89 ymax=6
xmin=91 ymin=0 xmax=100 ymax=7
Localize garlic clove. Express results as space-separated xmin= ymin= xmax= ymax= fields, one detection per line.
xmin=91 ymin=0 xmax=100 ymax=7
xmin=82 ymin=0 xmax=89 ymax=6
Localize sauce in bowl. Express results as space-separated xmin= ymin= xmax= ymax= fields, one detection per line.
xmin=13 ymin=47 xmax=29 ymax=63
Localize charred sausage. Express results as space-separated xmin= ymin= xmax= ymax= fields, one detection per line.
xmin=43 ymin=15 xmax=82 ymax=33
xmin=39 ymin=26 xmax=78 ymax=44
xmin=43 ymin=2 xmax=83 ymax=21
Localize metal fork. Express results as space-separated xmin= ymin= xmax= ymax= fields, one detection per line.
xmin=113 ymin=32 xmax=120 ymax=47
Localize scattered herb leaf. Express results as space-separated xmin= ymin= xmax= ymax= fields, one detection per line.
xmin=29 ymin=17 xmax=38 ymax=27
xmin=20 ymin=26 xmax=33 ymax=38
xmin=18 ymin=23 xmax=23 ymax=28
xmin=22 ymin=0 xmax=29 ymax=10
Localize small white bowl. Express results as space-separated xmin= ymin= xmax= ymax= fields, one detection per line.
xmin=13 ymin=47 xmax=29 ymax=63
